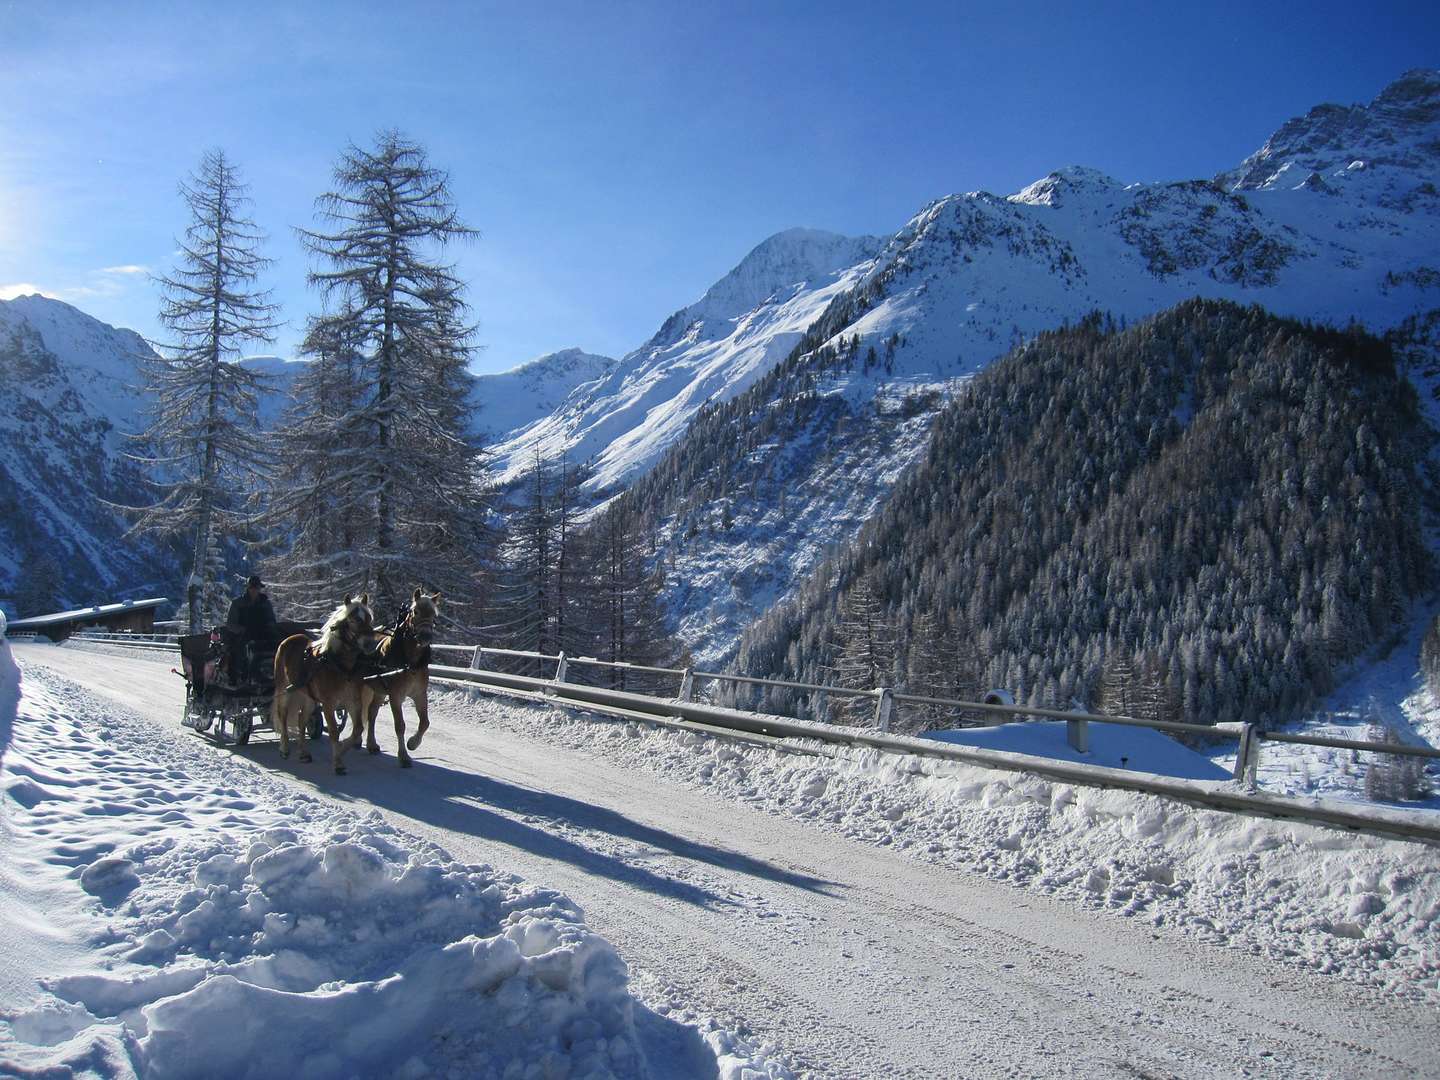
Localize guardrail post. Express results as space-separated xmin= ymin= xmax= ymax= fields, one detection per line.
xmin=875 ymin=687 xmax=894 ymax=733
xmin=470 ymin=646 xmax=483 ymax=670
xmin=678 ymin=668 xmax=694 ymax=702
xmin=1234 ymin=723 xmax=1260 ymax=788
xmin=554 ymin=652 xmax=568 ymax=684
xmin=1066 ymin=716 xmax=1089 ymax=754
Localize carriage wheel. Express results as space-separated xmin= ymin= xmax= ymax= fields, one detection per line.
xmin=195 ymin=690 xmax=216 ymax=733
xmin=217 ymin=698 xmax=235 ymax=741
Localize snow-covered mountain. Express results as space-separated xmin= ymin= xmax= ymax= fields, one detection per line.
xmin=0 ymin=295 xmax=171 ymax=610
xmin=614 ymin=69 xmax=1440 ymax=665
xmin=0 ymin=297 xmax=300 ymax=614
xmin=239 ymin=354 xmax=307 ymax=430
xmin=483 ymin=228 xmax=882 ymax=489
xmin=469 ymin=347 xmax=616 ymax=448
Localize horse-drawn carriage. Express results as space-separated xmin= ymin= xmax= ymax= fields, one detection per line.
xmin=177 ymin=621 xmax=334 ymax=745
xmin=176 ymin=588 xmax=440 ymax=774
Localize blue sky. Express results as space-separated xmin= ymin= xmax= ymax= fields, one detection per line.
xmin=1 ymin=1 xmax=1436 ymax=373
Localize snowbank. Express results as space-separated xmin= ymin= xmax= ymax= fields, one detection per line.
xmin=0 ymin=669 xmax=645 ymax=1078
xmin=450 ymin=689 xmax=1440 ymax=1003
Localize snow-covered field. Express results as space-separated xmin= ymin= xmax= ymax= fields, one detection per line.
xmin=0 ymin=640 xmax=787 ymax=1079
xmin=9 ymin=640 xmax=1440 ymax=1078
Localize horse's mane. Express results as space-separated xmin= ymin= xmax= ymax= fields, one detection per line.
xmin=318 ymin=598 xmax=367 ymax=655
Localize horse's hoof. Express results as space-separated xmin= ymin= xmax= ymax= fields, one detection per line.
xmin=400 ymin=756 xmax=413 ymax=768
xmin=299 ymin=753 xmax=312 ymax=763
xmin=280 ymin=747 xmax=291 ymax=759
xmin=367 ymin=745 xmax=381 ymax=755
xmin=334 ymin=764 xmax=346 ymax=775
xmin=406 ymin=735 xmax=422 ymax=751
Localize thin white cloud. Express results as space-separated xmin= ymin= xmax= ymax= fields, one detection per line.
xmin=0 ymin=282 xmax=61 ymax=301
xmin=100 ymin=264 xmax=150 ymax=275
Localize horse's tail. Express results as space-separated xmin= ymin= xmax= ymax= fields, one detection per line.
xmin=271 ymin=634 xmax=306 ymax=732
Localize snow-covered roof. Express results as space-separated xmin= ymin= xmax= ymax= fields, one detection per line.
xmin=8 ymin=597 xmax=169 ymax=630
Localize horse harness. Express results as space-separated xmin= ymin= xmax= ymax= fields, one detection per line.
xmin=286 ymin=616 xmax=369 ymax=695
xmin=361 ymin=607 xmax=433 ymax=694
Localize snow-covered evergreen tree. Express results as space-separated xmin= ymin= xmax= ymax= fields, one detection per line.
xmin=489 ymin=455 xmax=599 ymax=673
xmin=264 ymin=132 xmax=486 ymax=619
xmin=826 ymin=572 xmax=895 ymax=725
xmin=590 ymin=501 xmax=674 ymax=691
xmin=17 ymin=552 xmax=64 ymax=617
xmin=126 ymin=149 xmax=279 ymax=631
xmin=902 ymin=609 xmax=982 ymax=732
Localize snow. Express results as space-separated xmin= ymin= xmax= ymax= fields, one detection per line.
xmin=924 ymin=719 xmax=1233 ymax=781
xmin=483 ymin=229 xmax=883 ymax=491
xmin=452 ymin=684 xmax=1440 ymax=1005
xmin=0 ymin=648 xmax=788 ymax=1078
xmin=470 ymin=347 xmax=618 ymax=445
xmin=14 ymin=643 xmax=1440 ymax=1076
xmin=0 ymin=293 xmax=155 ymax=437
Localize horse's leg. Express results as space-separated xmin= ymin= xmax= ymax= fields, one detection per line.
xmin=405 ymin=675 xmax=430 ymax=752
xmin=391 ymin=694 xmax=411 ymax=767
xmin=366 ymin=688 xmax=384 ymax=755
xmin=324 ymin=702 xmax=344 ymax=773
xmin=345 ymin=684 xmax=367 ymax=752
xmin=296 ymin=694 xmax=313 ymax=763
xmin=273 ymin=689 xmax=290 ymax=759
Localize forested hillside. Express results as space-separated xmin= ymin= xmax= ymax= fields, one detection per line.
xmin=733 ymin=300 xmax=1434 ymax=730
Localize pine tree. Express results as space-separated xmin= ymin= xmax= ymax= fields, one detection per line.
xmin=591 ymin=501 xmax=674 ymax=691
xmin=827 ymin=573 xmax=895 ymax=725
xmin=493 ymin=451 xmax=560 ymax=671
xmin=552 ymin=457 xmax=596 ymax=658
xmin=17 ymin=552 xmax=64 ymax=617
xmin=127 ymin=149 xmax=279 ymax=631
xmin=903 ymin=609 xmax=982 ymax=732
xmin=265 ymin=132 xmax=486 ymax=618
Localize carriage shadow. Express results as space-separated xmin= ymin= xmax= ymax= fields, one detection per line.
xmin=237 ymin=740 xmax=840 ymax=911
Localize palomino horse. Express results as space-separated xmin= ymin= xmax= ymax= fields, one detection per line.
xmin=361 ymin=588 xmax=440 ymax=767
xmin=271 ymin=595 xmax=380 ymax=774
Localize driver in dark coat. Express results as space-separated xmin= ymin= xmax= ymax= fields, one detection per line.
xmin=226 ymin=575 xmax=277 ymax=681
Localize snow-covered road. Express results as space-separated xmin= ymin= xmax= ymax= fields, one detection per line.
xmin=13 ymin=643 xmax=1440 ymax=1079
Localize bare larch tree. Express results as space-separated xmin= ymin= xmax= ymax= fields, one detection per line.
xmin=265 ymin=131 xmax=486 ymax=621
xmin=129 ymin=149 xmax=279 ymax=631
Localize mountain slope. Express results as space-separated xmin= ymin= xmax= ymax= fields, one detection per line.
xmin=0 ymin=297 xmax=299 ymax=614
xmin=483 ymin=228 xmax=883 ymax=490
xmin=733 ymin=301 xmax=1432 ymax=730
xmin=615 ymin=69 xmax=1440 ymax=666
xmin=469 ymin=347 xmax=616 ymax=446
xmin=0 ymin=295 xmax=173 ymax=610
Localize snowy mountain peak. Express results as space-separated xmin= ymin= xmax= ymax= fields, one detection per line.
xmin=509 ymin=346 xmax=614 ymax=380
xmin=653 ymin=227 xmax=884 ymax=349
xmin=1219 ymin=68 xmax=1440 ymax=193
xmin=1009 ymin=166 xmax=1124 ymax=207
xmin=483 ymin=228 xmax=883 ymax=489
xmin=469 ymin=347 xmax=617 ymax=444
xmin=0 ymin=294 xmax=155 ymax=434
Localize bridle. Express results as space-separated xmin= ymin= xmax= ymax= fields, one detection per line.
xmin=393 ymin=601 xmax=435 ymax=666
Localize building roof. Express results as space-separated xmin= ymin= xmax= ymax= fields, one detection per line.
xmin=8 ymin=597 xmax=169 ymax=631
